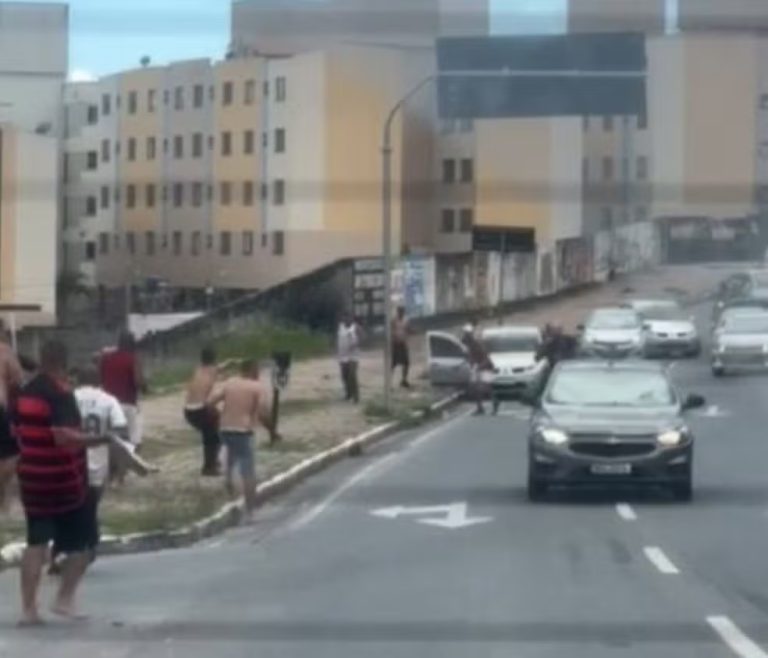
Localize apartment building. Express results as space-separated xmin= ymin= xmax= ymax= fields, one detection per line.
xmin=0 ymin=2 xmax=68 ymax=136
xmin=64 ymin=45 xmax=438 ymax=293
xmin=567 ymin=0 xmax=666 ymax=33
xmin=230 ymin=0 xmax=489 ymax=56
xmin=0 ymin=125 xmax=58 ymax=326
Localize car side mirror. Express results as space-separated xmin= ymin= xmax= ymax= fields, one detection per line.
xmin=682 ymin=393 xmax=706 ymax=411
xmin=576 ymin=324 xmax=585 ymax=332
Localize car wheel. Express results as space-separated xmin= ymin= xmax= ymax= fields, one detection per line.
xmin=527 ymin=472 xmax=547 ymax=502
xmin=672 ymin=478 xmax=693 ymax=502
xmin=712 ymin=365 xmax=725 ymax=377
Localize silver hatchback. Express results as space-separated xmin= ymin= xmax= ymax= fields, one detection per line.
xmin=711 ymin=312 xmax=768 ymax=376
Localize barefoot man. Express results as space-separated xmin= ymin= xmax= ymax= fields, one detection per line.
xmin=208 ymin=359 xmax=269 ymax=516
xmin=0 ymin=322 xmax=23 ymax=511
xmin=184 ymin=346 xmax=222 ymax=476
xmin=14 ymin=341 xmax=111 ymax=625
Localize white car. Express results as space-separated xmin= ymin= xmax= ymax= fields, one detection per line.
xmin=579 ymin=308 xmax=645 ymax=358
xmin=426 ymin=326 xmax=547 ymax=397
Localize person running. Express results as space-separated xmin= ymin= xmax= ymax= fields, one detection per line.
xmin=337 ymin=313 xmax=360 ymax=404
xmin=0 ymin=322 xmax=23 ymax=511
xmin=391 ymin=306 xmax=411 ymax=389
xmin=100 ymin=331 xmax=146 ymax=452
xmin=208 ymin=359 xmax=269 ymax=516
xmin=14 ymin=341 xmax=110 ymax=625
xmin=461 ymin=324 xmax=498 ymax=416
xmin=184 ymin=346 xmax=222 ymax=476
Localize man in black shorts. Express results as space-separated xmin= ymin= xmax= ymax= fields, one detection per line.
xmin=14 ymin=341 xmax=109 ymax=625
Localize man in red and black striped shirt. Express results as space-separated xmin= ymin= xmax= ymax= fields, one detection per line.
xmin=15 ymin=341 xmax=108 ymax=626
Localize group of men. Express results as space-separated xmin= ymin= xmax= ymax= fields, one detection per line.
xmin=0 ymin=328 xmax=155 ymax=626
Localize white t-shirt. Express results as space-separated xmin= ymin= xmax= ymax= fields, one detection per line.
xmin=75 ymin=386 xmax=128 ymax=487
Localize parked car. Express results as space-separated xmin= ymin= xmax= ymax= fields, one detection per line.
xmin=711 ymin=312 xmax=768 ymax=377
xmin=712 ymin=296 xmax=768 ymax=328
xmin=627 ymin=300 xmax=700 ymax=358
xmin=712 ymin=270 xmax=768 ymax=323
xmin=578 ymin=308 xmax=645 ymax=358
xmin=525 ymin=360 xmax=705 ymax=501
xmin=426 ymin=326 xmax=547 ymax=397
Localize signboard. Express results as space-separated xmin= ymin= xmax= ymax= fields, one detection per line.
xmin=472 ymin=227 xmax=536 ymax=253
xmin=437 ymin=33 xmax=646 ymax=119
xmin=353 ymin=259 xmax=385 ymax=323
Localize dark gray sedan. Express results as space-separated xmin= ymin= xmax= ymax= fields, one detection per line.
xmin=526 ymin=360 xmax=705 ymax=502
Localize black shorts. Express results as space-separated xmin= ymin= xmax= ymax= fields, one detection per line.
xmin=0 ymin=405 xmax=18 ymax=460
xmin=392 ymin=342 xmax=410 ymax=367
xmin=26 ymin=500 xmax=93 ymax=554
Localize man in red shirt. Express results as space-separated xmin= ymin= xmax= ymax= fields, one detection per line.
xmin=100 ymin=331 xmax=146 ymax=451
xmin=15 ymin=341 xmax=109 ymax=625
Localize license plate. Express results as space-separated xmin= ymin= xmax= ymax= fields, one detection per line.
xmin=591 ymin=463 xmax=632 ymax=476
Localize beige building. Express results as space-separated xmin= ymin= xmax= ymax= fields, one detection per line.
xmin=0 ymin=125 xmax=58 ymax=326
xmin=567 ymin=0 xmax=666 ymax=34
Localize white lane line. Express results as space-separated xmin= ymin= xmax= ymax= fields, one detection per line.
xmin=616 ymin=503 xmax=638 ymax=521
xmin=643 ymin=546 xmax=680 ymax=575
xmin=289 ymin=453 xmax=399 ymax=531
xmin=708 ymin=616 xmax=768 ymax=658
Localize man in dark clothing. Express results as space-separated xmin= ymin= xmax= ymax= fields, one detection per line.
xmin=15 ymin=341 xmax=110 ymax=625
xmin=461 ymin=324 xmax=498 ymax=416
xmin=391 ymin=306 xmax=411 ymax=389
xmin=536 ymin=324 xmax=578 ymax=366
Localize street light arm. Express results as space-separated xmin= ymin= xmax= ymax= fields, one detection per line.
xmin=382 ymin=74 xmax=436 ymax=149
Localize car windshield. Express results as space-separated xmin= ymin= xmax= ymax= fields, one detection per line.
xmin=482 ymin=334 xmax=539 ymax=353
xmin=722 ymin=316 xmax=768 ymax=334
xmin=588 ymin=311 xmax=640 ymax=329
xmin=752 ymin=272 xmax=768 ymax=288
xmin=546 ymin=369 xmax=675 ymax=407
xmin=642 ymin=306 xmax=686 ymax=321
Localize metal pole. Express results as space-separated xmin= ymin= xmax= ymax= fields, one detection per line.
xmin=382 ymin=125 xmax=394 ymax=411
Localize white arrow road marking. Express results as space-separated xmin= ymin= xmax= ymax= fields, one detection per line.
xmin=708 ymin=616 xmax=768 ymax=658
xmin=370 ymin=502 xmax=493 ymax=530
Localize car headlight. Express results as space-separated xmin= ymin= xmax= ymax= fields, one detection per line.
xmin=539 ymin=428 xmax=569 ymax=446
xmin=658 ymin=429 xmax=683 ymax=447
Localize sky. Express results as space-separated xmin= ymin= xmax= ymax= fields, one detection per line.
xmin=47 ymin=0 xmax=566 ymax=80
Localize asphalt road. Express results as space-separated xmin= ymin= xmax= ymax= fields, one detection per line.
xmin=4 ymin=300 xmax=768 ymax=657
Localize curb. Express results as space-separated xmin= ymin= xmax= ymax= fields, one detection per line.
xmin=0 ymin=393 xmax=461 ymax=571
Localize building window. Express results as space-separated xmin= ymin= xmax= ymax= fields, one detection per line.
xmin=245 ymin=80 xmax=256 ymax=105
xmin=174 ymin=135 xmax=184 ymax=159
xmin=115 ymin=140 xmax=121 ymax=157
xmin=243 ymin=181 xmax=255 ymax=206
xmin=146 ymin=184 xmax=156 ymax=208
xmin=116 ymin=94 xmax=121 ymax=109
xmin=174 ymin=86 xmax=184 ymax=110
xmin=114 ymin=186 xmax=121 ymax=203
xmin=275 ymin=77 xmax=287 ymax=102
xmin=101 ymin=139 xmax=111 ymax=164
xmin=101 ymin=94 xmax=111 ymax=116
xmin=273 ymin=180 xmax=285 ymax=205
xmin=243 ymin=231 xmax=254 ymax=255
xmin=87 ymin=151 xmax=98 ymax=170
xmin=261 ymin=182 xmax=268 ymax=201
xmin=192 ymin=182 xmax=203 ymax=207
xmin=173 ymin=231 xmax=182 ymax=255
xmin=274 ymin=128 xmax=286 ymax=154
xmin=460 ymin=158 xmax=474 ymax=183
xmin=273 ymin=231 xmax=285 ymax=255
xmin=220 ymin=182 xmax=232 ymax=206
xmin=113 ymin=234 xmax=121 ymax=250
xmin=220 ymin=231 xmax=232 ymax=256
xmin=163 ymin=138 xmax=168 ymax=154
xmin=127 ymin=91 xmax=137 ymax=115
xmin=207 ymin=183 xmax=214 ymax=200
xmin=442 ymin=159 xmax=456 ymax=184
xmin=601 ymin=206 xmax=613 ymax=230
xmin=637 ymin=112 xmax=647 ymax=130
xmin=101 ymin=186 xmax=110 ymax=209
xmin=191 ymin=231 xmax=201 ymax=256
xmin=602 ymin=157 xmax=614 ymax=181
xmin=87 ymin=105 xmax=98 ymax=124
xmin=222 ymin=81 xmax=234 ymax=106
xmin=262 ymin=131 xmax=268 ymax=148
xmin=186 ymin=133 xmax=200 ymax=159
xmin=193 ymin=84 xmax=204 ymax=108
xmin=126 ymin=232 xmax=136 ymax=255
xmin=263 ymin=80 xmax=269 ymax=97
xmin=99 ymin=233 xmax=110 ymax=255
xmin=459 ymin=208 xmax=474 ymax=232
xmin=458 ymin=118 xmax=474 ymax=133
xmin=163 ymin=89 xmax=170 ymax=106
xmin=86 ymin=196 xmax=97 ymax=216
xmin=244 ymin=130 xmax=255 ymax=155
xmin=128 ymin=138 xmax=137 ymax=161
xmin=85 ymin=242 xmax=96 ymax=261
xmin=145 ymin=232 xmax=156 ymax=256
xmin=147 ymin=136 xmax=156 ymax=160
xmin=221 ymin=131 xmax=232 ymax=156
xmin=173 ymin=183 xmax=184 ymax=207
xmin=148 ymin=89 xmax=156 ymax=113
xmin=126 ymin=184 xmax=136 ymax=209
xmin=441 ymin=209 xmax=455 ymax=233
xmin=603 ymin=116 xmax=614 ymax=132
xmin=206 ymin=233 xmax=214 ymax=250
xmin=636 ymin=156 xmax=648 ymax=181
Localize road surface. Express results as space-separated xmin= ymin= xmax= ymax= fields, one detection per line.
xmin=2 ymin=301 xmax=768 ymax=657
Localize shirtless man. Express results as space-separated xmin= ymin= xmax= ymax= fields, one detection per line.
xmin=208 ymin=360 xmax=269 ymax=515
xmin=0 ymin=323 xmax=23 ymax=511
xmin=184 ymin=346 xmax=221 ymax=476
